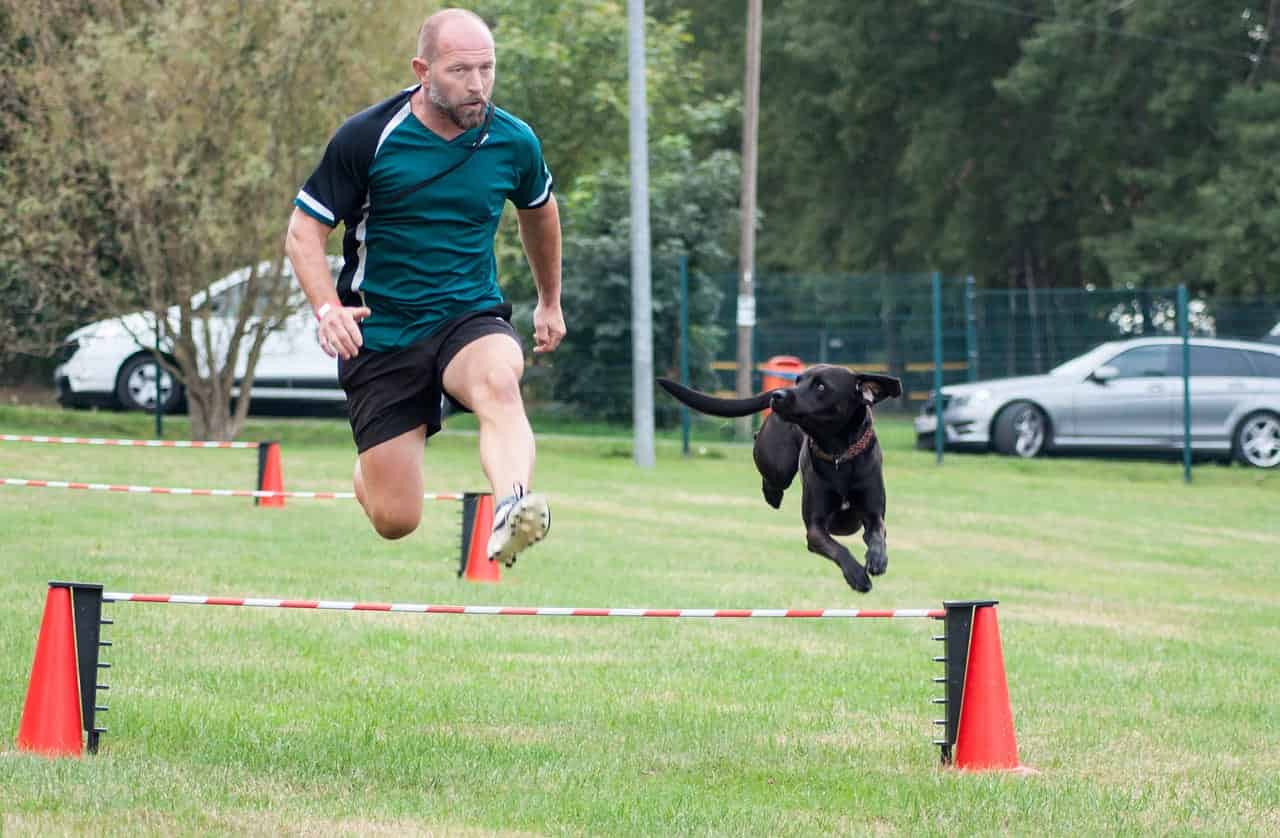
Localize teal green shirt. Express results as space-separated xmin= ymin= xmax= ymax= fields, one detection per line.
xmin=295 ymin=88 xmax=553 ymax=350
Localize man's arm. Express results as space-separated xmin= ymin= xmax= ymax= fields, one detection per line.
xmin=284 ymin=208 xmax=369 ymax=359
xmin=516 ymin=193 xmax=565 ymax=354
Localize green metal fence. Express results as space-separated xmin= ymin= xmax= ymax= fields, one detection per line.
xmin=700 ymin=273 xmax=1280 ymax=410
xmin=517 ymin=269 xmax=1279 ymax=434
xmin=705 ymin=272 xmax=970 ymax=406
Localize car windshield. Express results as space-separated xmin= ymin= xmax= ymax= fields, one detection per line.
xmin=1047 ymin=343 xmax=1121 ymax=378
xmin=191 ymin=269 xmax=301 ymax=318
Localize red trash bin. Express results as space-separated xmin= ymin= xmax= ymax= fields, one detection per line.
xmin=759 ymin=355 xmax=805 ymax=417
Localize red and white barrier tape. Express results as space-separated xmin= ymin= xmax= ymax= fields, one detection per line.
xmin=2 ymin=434 xmax=260 ymax=449
xmin=102 ymin=592 xmax=945 ymax=619
xmin=1 ymin=478 xmax=462 ymax=501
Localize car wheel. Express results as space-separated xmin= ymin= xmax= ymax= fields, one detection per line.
xmin=1233 ymin=411 xmax=1280 ymax=469
xmin=992 ymin=401 xmax=1048 ymax=458
xmin=115 ymin=354 xmax=183 ymax=412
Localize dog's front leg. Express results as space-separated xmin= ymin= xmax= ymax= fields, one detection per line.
xmin=862 ymin=514 xmax=887 ymax=576
xmin=850 ymin=476 xmax=889 ymax=577
xmin=805 ymin=524 xmax=871 ymax=593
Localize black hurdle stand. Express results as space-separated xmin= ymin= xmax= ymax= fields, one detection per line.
xmin=931 ymin=599 xmax=998 ymax=765
xmin=48 ymin=581 xmax=112 ymax=754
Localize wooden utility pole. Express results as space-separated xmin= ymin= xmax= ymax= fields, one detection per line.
xmin=736 ymin=0 xmax=762 ymax=442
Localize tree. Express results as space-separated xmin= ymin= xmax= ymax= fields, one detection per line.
xmin=549 ymin=136 xmax=740 ymax=423
xmin=0 ymin=1 xmax=135 ymax=371
xmin=662 ymin=0 xmax=1278 ymax=303
xmin=466 ymin=0 xmax=732 ymax=307
xmin=1192 ymin=82 xmax=1280 ymax=297
xmin=997 ymin=0 xmax=1256 ymax=294
xmin=1 ymin=0 xmax=403 ymax=437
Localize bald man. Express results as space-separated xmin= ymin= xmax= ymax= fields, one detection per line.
xmin=286 ymin=8 xmax=563 ymax=569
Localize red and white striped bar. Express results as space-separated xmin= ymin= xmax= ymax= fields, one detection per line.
xmin=102 ymin=592 xmax=945 ymax=619
xmin=1 ymin=434 xmax=260 ymax=449
xmin=1 ymin=478 xmax=463 ymax=501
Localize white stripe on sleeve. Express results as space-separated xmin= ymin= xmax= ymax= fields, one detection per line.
xmin=295 ymin=190 xmax=335 ymax=224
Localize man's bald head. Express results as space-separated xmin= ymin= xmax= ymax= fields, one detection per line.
xmin=417 ymin=8 xmax=493 ymax=63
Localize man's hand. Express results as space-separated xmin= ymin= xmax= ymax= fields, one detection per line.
xmin=532 ymin=301 xmax=566 ymax=354
xmin=317 ymin=304 xmax=372 ymax=360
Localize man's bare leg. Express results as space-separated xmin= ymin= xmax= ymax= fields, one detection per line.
xmin=442 ymin=333 xmax=548 ymax=564
xmin=352 ymin=425 xmax=426 ymax=540
xmin=441 ymin=333 xmax=533 ymax=496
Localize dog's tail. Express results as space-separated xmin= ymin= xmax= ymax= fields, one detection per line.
xmin=657 ymin=378 xmax=775 ymax=417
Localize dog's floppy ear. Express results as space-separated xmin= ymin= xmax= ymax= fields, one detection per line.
xmin=857 ymin=374 xmax=902 ymax=405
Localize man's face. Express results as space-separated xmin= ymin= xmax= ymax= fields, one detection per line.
xmin=426 ymin=43 xmax=495 ymax=130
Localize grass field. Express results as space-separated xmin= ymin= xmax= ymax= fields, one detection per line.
xmin=1 ymin=403 xmax=1278 ymax=835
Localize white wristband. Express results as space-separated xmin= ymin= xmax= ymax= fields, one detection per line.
xmin=316 ymin=302 xmax=333 ymax=321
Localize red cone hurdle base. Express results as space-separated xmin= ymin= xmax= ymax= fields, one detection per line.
xmin=458 ymin=492 xmax=499 ymax=583
xmin=934 ymin=601 xmax=1037 ymax=774
xmin=16 ymin=582 xmax=109 ymax=757
xmin=255 ymin=441 xmax=284 ymax=508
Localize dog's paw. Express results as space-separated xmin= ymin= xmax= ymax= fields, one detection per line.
xmin=866 ymin=548 xmax=888 ymax=576
xmin=843 ymin=567 xmax=872 ymax=593
xmin=761 ymin=483 xmax=784 ymax=509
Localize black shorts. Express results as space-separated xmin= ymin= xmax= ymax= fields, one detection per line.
xmin=338 ymin=303 xmax=519 ymax=453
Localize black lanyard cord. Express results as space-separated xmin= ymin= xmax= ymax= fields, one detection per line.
xmin=385 ymin=104 xmax=494 ymax=206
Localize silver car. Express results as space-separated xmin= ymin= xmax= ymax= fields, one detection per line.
xmin=914 ymin=337 xmax=1280 ymax=468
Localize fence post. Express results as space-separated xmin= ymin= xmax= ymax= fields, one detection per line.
xmin=964 ymin=275 xmax=978 ymax=382
xmin=932 ymin=272 xmax=945 ymax=465
xmin=154 ymin=320 xmax=164 ymax=437
xmin=679 ymin=254 xmax=691 ymax=457
xmin=1027 ymin=282 xmax=1043 ymax=374
xmin=1178 ymin=284 xmax=1192 ymax=484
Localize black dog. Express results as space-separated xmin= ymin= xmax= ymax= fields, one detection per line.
xmin=658 ymin=366 xmax=902 ymax=593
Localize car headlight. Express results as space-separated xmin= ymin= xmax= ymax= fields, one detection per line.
xmin=54 ymin=339 xmax=80 ymax=364
xmin=947 ymin=389 xmax=991 ymax=410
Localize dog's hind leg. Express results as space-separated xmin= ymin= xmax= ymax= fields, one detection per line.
xmin=805 ymin=523 xmax=871 ymax=593
xmin=827 ymin=505 xmax=863 ymax=536
xmin=803 ymin=483 xmax=871 ymax=593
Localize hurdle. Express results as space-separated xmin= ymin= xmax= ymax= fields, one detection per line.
xmin=3 ymin=484 xmax=496 ymax=581
xmin=15 ymin=581 xmax=1030 ymax=771
xmin=0 ymin=478 xmax=464 ymax=502
xmin=0 ymin=434 xmax=262 ymax=448
xmin=1 ymin=432 xmax=284 ymax=506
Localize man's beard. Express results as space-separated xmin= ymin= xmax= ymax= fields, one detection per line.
xmin=428 ymin=80 xmax=487 ymax=130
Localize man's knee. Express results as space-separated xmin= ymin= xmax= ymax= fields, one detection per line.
xmin=476 ymin=361 xmax=523 ymax=408
xmin=368 ymin=504 xmax=421 ymax=540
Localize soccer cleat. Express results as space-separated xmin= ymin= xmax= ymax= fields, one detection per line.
xmin=486 ymin=486 xmax=550 ymax=567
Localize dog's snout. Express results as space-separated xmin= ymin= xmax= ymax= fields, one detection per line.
xmin=769 ymin=389 xmax=788 ymax=408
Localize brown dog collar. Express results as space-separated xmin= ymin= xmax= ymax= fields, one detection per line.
xmin=808 ymin=423 xmax=876 ymax=466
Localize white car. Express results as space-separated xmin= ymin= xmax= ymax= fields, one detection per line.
xmin=54 ymin=262 xmax=342 ymax=412
xmin=914 ymin=337 xmax=1280 ymax=468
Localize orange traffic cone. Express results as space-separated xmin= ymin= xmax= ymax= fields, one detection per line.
xmin=17 ymin=586 xmax=84 ymax=757
xmin=256 ymin=441 xmax=285 ymax=508
xmin=459 ymin=492 xmax=500 ymax=583
xmin=953 ymin=605 xmax=1036 ymax=773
